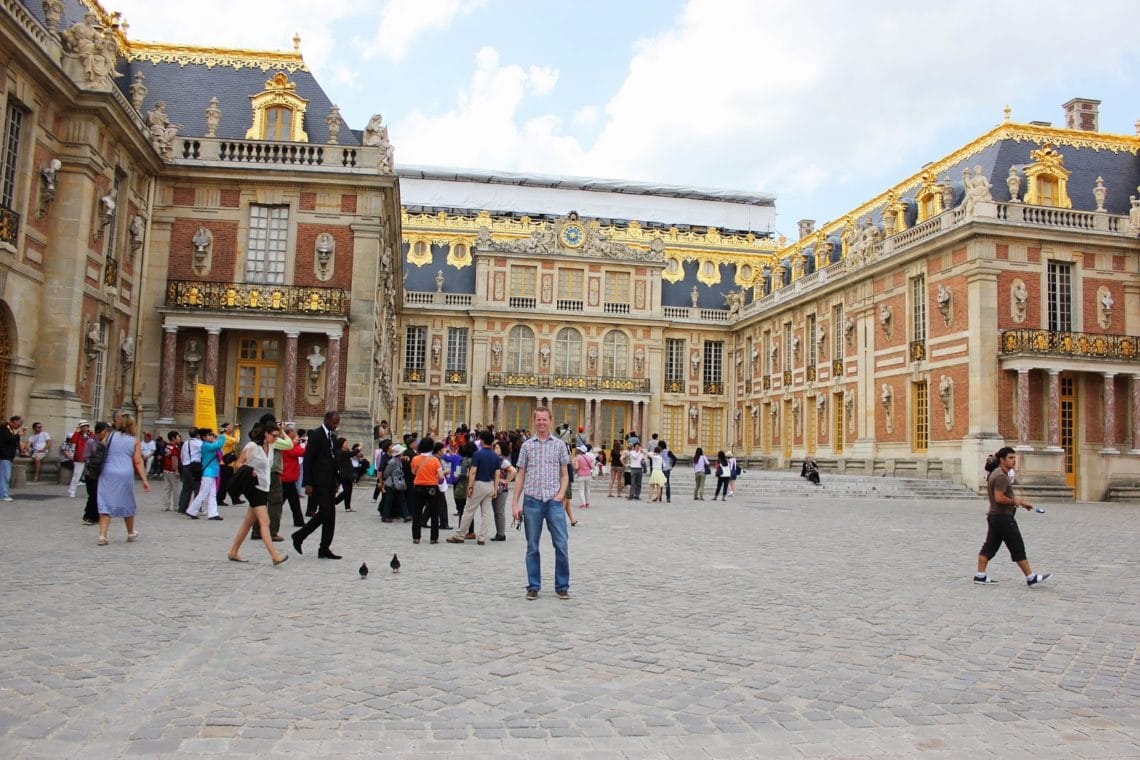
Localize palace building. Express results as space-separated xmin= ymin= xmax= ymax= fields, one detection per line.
xmin=4 ymin=1 xmax=1140 ymax=500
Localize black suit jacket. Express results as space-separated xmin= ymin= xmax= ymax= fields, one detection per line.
xmin=302 ymin=425 xmax=338 ymax=491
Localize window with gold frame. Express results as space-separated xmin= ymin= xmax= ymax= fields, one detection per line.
xmin=510 ymin=265 xmax=537 ymax=298
xmin=401 ymin=395 xmax=425 ymax=437
xmin=246 ymin=72 xmax=309 ymax=142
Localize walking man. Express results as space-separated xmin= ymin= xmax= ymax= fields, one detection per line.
xmin=448 ymin=430 xmax=498 ymax=544
xmin=975 ymin=447 xmax=1052 ymax=587
xmin=511 ymin=406 xmax=571 ymax=600
xmin=292 ymin=410 xmax=342 ymax=559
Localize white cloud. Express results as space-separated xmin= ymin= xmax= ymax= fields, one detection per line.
xmin=366 ymin=0 xmax=486 ymax=62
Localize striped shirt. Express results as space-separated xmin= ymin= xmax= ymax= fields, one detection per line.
xmin=516 ymin=435 xmax=570 ymax=501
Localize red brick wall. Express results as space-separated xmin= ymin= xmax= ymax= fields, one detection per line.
xmin=293 ymin=224 xmax=354 ymax=289
xmin=1082 ymin=276 xmax=1122 ymax=334
xmin=167 ymin=219 xmax=240 ymax=281
xmin=300 ymin=192 xmax=316 ymax=211
xmin=875 ymin=293 xmax=906 ymax=351
xmin=173 ymin=187 xmax=195 ymax=206
xmin=930 ymin=274 xmax=967 ymax=337
xmin=997 ymin=270 xmax=1039 ymax=330
xmin=340 ymin=194 xmax=357 ymax=213
xmin=876 ymin=377 xmax=904 ymax=442
xmin=220 ymin=188 xmax=240 ymax=208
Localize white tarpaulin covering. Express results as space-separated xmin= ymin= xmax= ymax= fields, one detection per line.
xmin=399 ymin=167 xmax=776 ymax=233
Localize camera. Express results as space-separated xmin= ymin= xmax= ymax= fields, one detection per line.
xmin=512 ymin=515 xmax=523 ymax=530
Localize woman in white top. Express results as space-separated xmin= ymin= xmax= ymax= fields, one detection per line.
xmin=647 ymin=450 xmax=666 ymax=502
xmin=692 ymin=447 xmax=710 ymax=500
xmin=227 ymin=422 xmax=288 ymax=565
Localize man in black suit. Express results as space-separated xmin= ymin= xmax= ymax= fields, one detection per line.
xmin=292 ymin=410 xmax=341 ymax=559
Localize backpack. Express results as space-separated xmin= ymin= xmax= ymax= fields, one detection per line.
xmin=86 ymin=434 xmax=113 ymax=480
xmin=384 ymin=459 xmax=407 ymax=491
xmin=666 ymin=450 xmax=677 ymax=468
xmin=453 ymin=457 xmax=471 ymax=500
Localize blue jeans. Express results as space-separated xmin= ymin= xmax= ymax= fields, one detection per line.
xmin=522 ymin=495 xmax=570 ymax=592
xmin=0 ymin=458 xmax=11 ymax=498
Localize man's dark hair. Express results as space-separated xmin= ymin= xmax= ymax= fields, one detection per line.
xmin=658 ymin=440 xmax=667 ymax=450
xmin=324 ymin=410 xmax=340 ymax=422
xmin=93 ymin=421 xmax=111 ymax=433
xmin=259 ymin=412 xmax=277 ymax=426
xmin=996 ymin=446 xmax=1016 ymax=462
xmin=188 ymin=427 xmax=199 ymax=438
xmin=167 ymin=430 xmax=180 ymax=441
xmin=480 ymin=430 xmax=494 ymax=445
xmin=417 ymin=437 xmax=434 ymax=454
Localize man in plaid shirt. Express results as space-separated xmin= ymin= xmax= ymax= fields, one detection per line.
xmin=512 ymin=406 xmax=571 ymax=600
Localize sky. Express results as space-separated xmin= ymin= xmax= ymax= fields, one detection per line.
xmin=107 ymin=0 xmax=1140 ymax=239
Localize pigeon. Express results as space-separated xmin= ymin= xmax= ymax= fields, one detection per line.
xmin=358 ymin=562 xmax=368 ymax=580
xmin=389 ymin=553 xmax=401 ymax=573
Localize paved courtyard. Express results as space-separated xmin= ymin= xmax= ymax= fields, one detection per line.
xmin=0 ymin=474 xmax=1137 ymax=758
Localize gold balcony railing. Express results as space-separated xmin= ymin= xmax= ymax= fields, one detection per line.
xmin=1001 ymin=329 xmax=1139 ymax=360
xmin=0 ymin=203 xmax=18 ymax=247
xmin=485 ymin=372 xmax=650 ymax=393
xmin=165 ymin=280 xmax=348 ymax=316
xmin=404 ymin=368 xmax=425 ymax=383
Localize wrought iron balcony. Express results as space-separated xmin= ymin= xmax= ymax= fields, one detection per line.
xmin=445 ymin=369 xmax=468 ymax=384
xmin=762 ymin=375 xmax=771 ymax=390
xmin=783 ymin=370 xmax=792 ymax=386
xmin=485 ymin=372 xmax=650 ymax=393
xmin=165 ymin=280 xmax=348 ymax=316
xmin=664 ymin=378 xmax=686 ymax=394
xmin=806 ymin=366 xmax=816 ymax=382
xmin=703 ymin=381 xmax=723 ymax=395
xmin=1001 ymin=329 xmax=1139 ymax=361
xmin=0 ymin=202 xmax=18 ymax=248
xmin=404 ymin=368 xmax=426 ymax=383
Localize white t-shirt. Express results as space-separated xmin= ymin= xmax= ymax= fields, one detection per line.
xmin=30 ymin=431 xmax=51 ymax=453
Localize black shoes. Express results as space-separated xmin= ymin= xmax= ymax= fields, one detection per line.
xmin=526 ymin=589 xmax=538 ymax=600
xmin=318 ymin=549 xmax=342 ymax=559
xmin=208 ymin=516 xmax=223 ymax=521
xmin=491 ymin=534 xmax=506 ymax=541
xmin=291 ymin=534 xmax=303 ymax=554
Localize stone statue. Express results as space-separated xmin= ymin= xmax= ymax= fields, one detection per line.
xmin=85 ymin=320 xmax=102 ymax=357
xmin=431 ymin=337 xmax=442 ymax=363
xmin=538 ymin=345 xmax=551 ymax=368
xmin=1093 ymin=176 xmax=1107 ymax=213
xmin=435 ymin=270 xmax=445 ymax=293
xmin=840 ymin=217 xmax=857 ymax=258
xmin=38 ymin=158 xmax=61 ymax=217
xmin=790 ymin=335 xmax=800 ymax=359
xmin=120 ymin=334 xmax=135 ymax=369
xmin=306 ymin=345 xmax=326 ymax=381
xmin=1006 ymin=166 xmax=1021 ymax=202
xmin=723 ymin=289 xmax=743 ymax=318
xmin=363 ymin=114 xmax=395 ymax=172
xmin=1012 ymin=280 xmax=1028 ymax=322
xmin=939 ymin=176 xmax=955 ymax=210
xmin=315 ymin=233 xmax=334 ymax=280
xmin=1099 ymin=288 xmax=1114 ymax=328
xmin=129 ymin=214 xmax=144 ymax=253
xmin=690 ymin=350 xmax=701 ymax=372
xmin=587 ymin=346 xmax=598 ymax=368
xmin=43 ymin=0 xmax=64 ymax=31
xmin=857 ymin=217 xmax=881 ymax=259
xmin=204 ymin=96 xmax=221 ymax=138
xmin=97 ymin=193 xmax=115 ymax=237
xmin=844 ymin=316 xmax=855 ymax=345
xmin=633 ymin=348 xmax=645 ymax=373
xmin=128 ymin=71 xmax=147 ymax=111
xmin=815 ymin=394 xmax=826 ymax=412
xmin=184 ymin=338 xmax=203 ymax=386
xmin=690 ymin=285 xmax=700 ymax=308
xmin=61 ymin=11 xmax=119 ymax=84
xmin=326 ymin=105 xmax=343 ymax=145
xmin=490 ymin=340 xmax=502 ymax=363
xmin=939 ymin=375 xmax=953 ymax=429
xmin=961 ymin=165 xmax=992 ymax=215
xmin=1129 ymin=190 xmax=1140 ymax=237
xmin=881 ymin=384 xmax=892 ymax=405
xmin=936 ymin=284 xmax=951 ymax=325
xmin=879 ymin=303 xmax=892 ymax=337
xmin=145 ymin=102 xmax=182 ymax=160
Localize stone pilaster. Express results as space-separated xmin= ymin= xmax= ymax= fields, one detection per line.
xmin=1102 ymin=372 xmax=1118 ymax=453
xmin=204 ymin=328 xmax=220 ymax=388
xmin=157 ymin=325 xmax=177 ymax=423
xmin=1046 ymin=369 xmax=1062 ymax=451
xmin=325 ymin=332 xmax=342 ymax=411
xmin=1131 ymin=375 xmax=1140 ymax=455
xmin=282 ymin=331 xmax=299 ymax=422
xmin=1016 ymin=369 xmax=1031 ymax=450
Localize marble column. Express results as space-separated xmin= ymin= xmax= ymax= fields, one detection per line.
xmin=204 ymin=328 xmax=220 ymax=388
xmin=1016 ymin=369 xmax=1031 ymax=449
xmin=641 ymin=400 xmax=649 ymax=439
xmin=1102 ymin=372 xmax=1118 ymax=453
xmin=583 ymin=399 xmax=593 ymax=445
xmin=1046 ymin=369 xmax=1062 ymax=451
xmin=282 ymin=331 xmax=299 ymax=422
xmin=158 ymin=326 xmax=178 ymax=422
xmin=325 ymin=332 xmax=342 ymax=411
xmin=1131 ymin=375 xmax=1140 ymax=454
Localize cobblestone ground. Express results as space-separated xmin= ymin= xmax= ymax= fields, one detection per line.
xmin=0 ymin=476 xmax=1137 ymax=759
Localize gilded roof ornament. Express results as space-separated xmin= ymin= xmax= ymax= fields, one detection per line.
xmin=126 ymin=41 xmax=309 ymax=73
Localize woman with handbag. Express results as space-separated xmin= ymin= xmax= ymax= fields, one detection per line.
xmin=692 ymin=447 xmax=710 ymax=500
xmin=226 ymin=422 xmax=288 ymax=565
xmin=379 ymin=443 xmax=411 ymax=522
xmin=713 ymin=450 xmax=731 ymax=501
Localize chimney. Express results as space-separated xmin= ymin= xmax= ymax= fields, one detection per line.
xmin=1063 ymin=97 xmax=1100 ymax=132
xmin=797 ymin=219 xmax=815 ymax=240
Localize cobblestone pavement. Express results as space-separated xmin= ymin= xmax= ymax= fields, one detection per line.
xmin=0 ymin=476 xmax=1137 ymax=759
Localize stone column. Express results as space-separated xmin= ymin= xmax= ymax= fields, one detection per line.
xmin=1016 ymin=369 xmax=1031 ymax=450
xmin=204 ymin=328 xmax=220 ymax=388
xmin=496 ymin=394 xmax=505 ymax=431
xmin=583 ymin=399 xmax=593 ymax=445
xmin=1102 ymin=372 xmax=1118 ymax=453
xmin=1046 ymin=369 xmax=1062 ymax=451
xmin=641 ymin=400 xmax=649 ymax=439
xmin=158 ymin=325 xmax=178 ymax=423
xmin=325 ymin=331 xmax=342 ymax=411
xmin=282 ymin=331 xmax=299 ymax=422
xmin=1131 ymin=375 xmax=1140 ymax=454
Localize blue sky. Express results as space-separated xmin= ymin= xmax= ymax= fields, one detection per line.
xmin=109 ymin=0 xmax=1140 ymax=239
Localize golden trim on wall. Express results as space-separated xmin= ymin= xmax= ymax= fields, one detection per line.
xmin=127 ymin=41 xmax=309 ymax=73
xmin=662 ymin=255 xmax=684 ymax=283
xmin=407 ymin=238 xmax=432 ymax=267
xmin=1023 ymin=144 xmax=1073 ymax=209
xmin=446 ymin=240 xmax=474 ymax=269
xmin=696 ymin=259 xmax=721 ymax=287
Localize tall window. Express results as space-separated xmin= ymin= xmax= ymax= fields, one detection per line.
xmin=805 ymin=314 xmax=816 ymax=369
xmin=245 ymin=205 xmax=289 ymax=284
xmin=558 ymin=269 xmax=584 ymax=309
xmin=913 ymin=381 xmax=929 ymax=452
xmin=1 ymin=101 xmax=25 ymax=210
xmin=832 ymin=305 xmax=845 ymax=360
xmin=236 ymin=338 xmax=279 ymax=408
xmin=506 ymin=325 xmax=535 ymax=373
xmin=446 ymin=327 xmax=468 ymax=377
xmin=1037 ymin=177 xmax=1058 ymax=207
xmin=660 ymin=405 xmax=684 ymax=450
xmin=703 ymin=340 xmax=723 ymax=393
xmin=601 ymin=330 xmax=628 ymax=378
xmin=90 ymin=320 xmax=108 ymax=420
xmin=401 ymin=395 xmax=425 ymax=437
xmin=1047 ymin=261 xmax=1073 ymax=332
xmin=510 ymin=266 xmax=536 ymax=296
xmin=604 ymin=271 xmax=631 ymax=314
xmin=263 ymin=106 xmax=293 ymax=141
xmin=665 ymin=338 xmax=685 ymax=391
xmin=554 ymin=327 xmax=582 ymax=375
xmin=911 ymin=275 xmax=927 ymax=343
xmin=404 ymin=326 xmax=426 ymax=378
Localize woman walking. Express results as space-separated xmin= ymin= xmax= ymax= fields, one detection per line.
xmin=713 ymin=450 xmax=732 ymax=501
xmin=186 ymin=428 xmax=226 ymax=520
xmin=96 ymin=414 xmax=150 ymax=545
xmin=226 ymin=422 xmax=288 ymax=565
xmin=574 ymin=445 xmax=594 ymax=509
xmin=692 ymin=447 xmax=710 ymax=500
xmin=607 ymin=440 xmax=625 ymax=497
xmin=490 ymin=439 xmax=516 ymax=541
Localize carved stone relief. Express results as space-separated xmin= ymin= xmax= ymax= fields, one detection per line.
xmin=879 ymin=304 xmax=892 ymax=338
xmin=314 ymin=232 xmax=335 ymax=282
xmin=1098 ymin=286 xmax=1114 ymax=329
xmin=184 ymin=338 xmax=203 ymax=390
xmin=1011 ymin=278 xmax=1028 ymax=323
xmin=305 ymin=344 xmax=326 ymax=401
xmin=939 ymin=375 xmax=954 ymax=430
xmin=936 ymin=284 xmax=952 ymax=326
xmin=881 ymin=384 xmax=894 ymax=433
xmin=191 ymin=227 xmax=213 ymax=276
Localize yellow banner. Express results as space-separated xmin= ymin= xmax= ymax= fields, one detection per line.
xmin=194 ymin=384 xmax=217 ymax=432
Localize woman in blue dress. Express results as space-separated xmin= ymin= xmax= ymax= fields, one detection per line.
xmin=97 ymin=413 xmax=151 ymax=546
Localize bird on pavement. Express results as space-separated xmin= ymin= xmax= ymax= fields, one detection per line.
xmin=390 ymin=553 xmax=401 ymax=573
xmin=358 ymin=562 xmax=368 ymax=579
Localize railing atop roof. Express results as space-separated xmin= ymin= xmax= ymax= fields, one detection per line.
xmin=176 ymin=138 xmax=382 ymax=173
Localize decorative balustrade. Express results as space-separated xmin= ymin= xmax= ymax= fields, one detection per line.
xmin=0 ymin=203 xmax=18 ymax=249
xmin=1001 ymin=329 xmax=1139 ymax=361
xmin=403 ymin=368 xmax=426 ymax=383
xmin=177 ymin=138 xmax=368 ymax=170
xmin=703 ymin=381 xmax=723 ymax=395
xmin=165 ymin=280 xmax=348 ymax=316
xmin=996 ymin=203 xmax=1101 ymax=231
xmin=443 ymin=293 xmax=473 ymax=306
xmin=403 ymin=291 xmax=472 ymax=307
xmin=603 ymin=302 xmax=631 ymax=315
xmin=700 ymin=309 xmax=730 ymax=322
xmin=664 ymin=378 xmax=686 ymax=394
xmin=663 ymin=306 xmax=689 ymax=319
xmin=485 ymin=372 xmax=650 ymax=393
xmin=556 ymin=299 xmax=584 ymax=312
xmin=509 ymin=296 xmax=537 ymax=310
xmin=444 ymin=370 xmax=468 ymax=384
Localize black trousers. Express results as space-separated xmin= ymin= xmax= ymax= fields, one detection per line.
xmin=714 ymin=476 xmax=731 ymax=499
xmin=293 ymin=485 xmax=337 ymax=551
xmin=178 ymin=471 xmax=201 ymax=513
xmin=83 ymin=477 xmax=99 ymax=522
xmin=333 ymin=475 xmax=354 ymax=510
xmin=411 ymin=486 xmax=443 ymax=542
xmin=218 ymin=464 xmax=235 ymax=504
xmin=283 ymin=480 xmax=304 ymax=527
xmin=979 ymin=514 xmax=1027 ymax=563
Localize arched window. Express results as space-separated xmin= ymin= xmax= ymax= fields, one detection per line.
xmin=506 ymin=325 xmax=534 ymax=373
xmin=264 ymin=106 xmax=294 ymax=141
xmin=601 ymin=330 xmax=628 ymax=378
xmin=554 ymin=328 xmax=582 ymax=375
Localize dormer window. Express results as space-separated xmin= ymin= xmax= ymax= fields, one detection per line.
xmin=1023 ymin=144 xmax=1071 ymax=208
xmin=246 ymin=72 xmax=309 ymax=142
xmin=914 ymin=171 xmax=945 ymax=223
